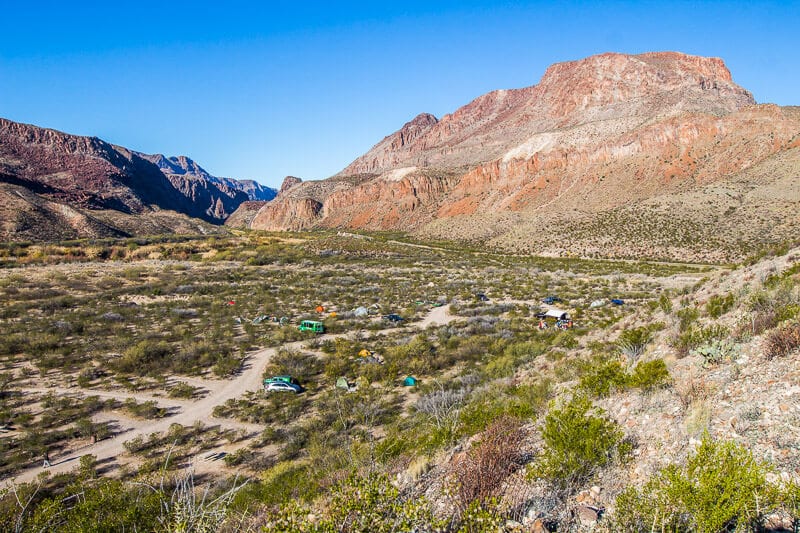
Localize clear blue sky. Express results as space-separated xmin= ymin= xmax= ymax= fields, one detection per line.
xmin=1 ymin=1 xmax=797 ymax=188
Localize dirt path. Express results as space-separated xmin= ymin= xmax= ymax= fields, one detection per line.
xmin=7 ymin=305 xmax=457 ymax=484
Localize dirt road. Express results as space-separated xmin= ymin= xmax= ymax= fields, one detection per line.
xmin=8 ymin=305 xmax=457 ymax=484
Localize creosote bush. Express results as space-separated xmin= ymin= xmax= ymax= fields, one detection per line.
xmin=613 ymin=436 xmax=797 ymax=532
xmin=532 ymin=395 xmax=630 ymax=491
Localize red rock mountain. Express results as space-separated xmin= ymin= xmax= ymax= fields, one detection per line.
xmin=238 ymin=52 xmax=800 ymax=262
xmin=0 ymin=118 xmax=274 ymax=241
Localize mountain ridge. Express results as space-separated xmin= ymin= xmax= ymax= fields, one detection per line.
xmin=0 ymin=117 xmax=276 ymax=241
xmin=236 ymin=51 xmax=799 ymax=262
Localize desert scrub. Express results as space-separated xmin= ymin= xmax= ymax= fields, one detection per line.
xmin=579 ymin=356 xmax=671 ymax=397
xmin=263 ymin=471 xmax=443 ymax=532
xmin=672 ymin=324 xmax=729 ymax=357
xmin=613 ymin=437 xmax=791 ymax=532
xmin=450 ymin=416 xmax=526 ymax=513
xmin=531 ymin=395 xmax=630 ymax=491
xmin=616 ymin=324 xmax=659 ymax=363
xmin=692 ymin=338 xmax=739 ymax=366
xmin=764 ymin=321 xmax=800 ymax=359
xmin=706 ymin=292 xmax=735 ymax=318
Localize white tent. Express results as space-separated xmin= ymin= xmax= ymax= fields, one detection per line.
xmin=545 ymin=308 xmax=569 ymax=320
xmin=354 ymin=306 xmax=369 ymax=317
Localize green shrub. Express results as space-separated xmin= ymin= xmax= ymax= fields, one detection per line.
xmin=613 ymin=437 xmax=785 ymax=533
xmin=627 ymin=359 xmax=671 ymax=390
xmin=262 ymin=472 xmax=442 ymax=532
xmin=706 ymin=293 xmax=735 ymax=319
xmin=659 ymin=293 xmax=673 ymax=314
xmin=579 ymin=358 xmax=628 ymax=398
xmin=532 ymin=395 xmax=629 ymax=490
xmin=676 ymin=307 xmax=700 ymax=332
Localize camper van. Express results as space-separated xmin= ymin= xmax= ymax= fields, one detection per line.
xmin=298 ymin=320 xmax=325 ymax=333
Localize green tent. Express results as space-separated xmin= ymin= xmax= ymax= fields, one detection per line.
xmin=403 ymin=376 xmax=418 ymax=387
xmin=335 ymin=377 xmax=350 ymax=390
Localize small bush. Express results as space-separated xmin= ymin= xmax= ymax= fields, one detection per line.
xmin=579 ymin=358 xmax=628 ymax=398
xmin=451 ymin=416 xmax=526 ymax=512
xmin=613 ymin=437 xmax=783 ymax=533
xmin=533 ymin=395 xmax=630 ymax=490
xmin=706 ymin=293 xmax=735 ymax=319
xmin=764 ymin=321 xmax=800 ymax=359
xmin=627 ymin=359 xmax=671 ymax=390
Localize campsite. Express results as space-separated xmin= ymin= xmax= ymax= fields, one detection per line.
xmin=8 ymin=230 xmax=787 ymax=531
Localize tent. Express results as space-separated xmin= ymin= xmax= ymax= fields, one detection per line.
xmin=589 ymin=299 xmax=606 ymax=308
xmin=545 ymin=308 xmax=569 ymax=320
xmin=354 ymin=306 xmax=369 ymax=317
xmin=335 ymin=377 xmax=351 ymax=390
xmin=403 ymin=376 xmax=418 ymax=387
xmin=358 ymin=349 xmax=372 ymax=357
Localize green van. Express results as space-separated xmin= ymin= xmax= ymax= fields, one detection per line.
xmin=298 ymin=320 xmax=325 ymax=333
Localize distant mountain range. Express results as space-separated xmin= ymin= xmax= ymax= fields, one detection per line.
xmin=233 ymin=51 xmax=800 ymax=262
xmin=3 ymin=51 xmax=798 ymax=260
xmin=0 ymin=117 xmax=276 ymax=241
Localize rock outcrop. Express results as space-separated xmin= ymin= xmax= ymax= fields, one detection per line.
xmin=279 ymin=176 xmax=303 ymax=195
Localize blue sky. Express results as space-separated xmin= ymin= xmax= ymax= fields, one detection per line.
xmin=1 ymin=1 xmax=797 ymax=188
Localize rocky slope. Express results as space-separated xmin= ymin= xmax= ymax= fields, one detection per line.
xmin=0 ymin=118 xmax=274 ymax=241
xmin=240 ymin=52 xmax=800 ymax=262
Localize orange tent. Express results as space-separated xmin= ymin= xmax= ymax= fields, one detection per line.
xmin=315 ymin=305 xmax=325 ymax=313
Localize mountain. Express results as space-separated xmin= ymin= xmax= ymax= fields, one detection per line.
xmin=0 ymin=118 xmax=274 ymax=241
xmin=140 ymin=154 xmax=277 ymax=202
xmin=237 ymin=52 xmax=800 ymax=262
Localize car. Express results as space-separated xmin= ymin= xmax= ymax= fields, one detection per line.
xmin=475 ymin=293 xmax=489 ymax=302
xmin=265 ymin=381 xmax=302 ymax=393
xmin=382 ymin=314 xmax=404 ymax=323
xmin=264 ymin=375 xmax=301 ymax=387
xmin=542 ymin=296 xmax=562 ymax=305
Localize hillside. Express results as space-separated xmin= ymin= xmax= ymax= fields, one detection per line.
xmin=1 ymin=233 xmax=799 ymax=531
xmin=238 ymin=52 xmax=800 ymax=262
xmin=0 ymin=118 xmax=276 ymax=241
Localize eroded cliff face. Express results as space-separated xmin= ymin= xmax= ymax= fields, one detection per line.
xmin=248 ymin=51 xmax=792 ymax=247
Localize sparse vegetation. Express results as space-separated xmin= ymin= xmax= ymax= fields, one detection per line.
xmin=1 ymin=232 xmax=798 ymax=531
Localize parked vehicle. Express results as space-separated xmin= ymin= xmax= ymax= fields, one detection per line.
xmin=265 ymin=381 xmax=302 ymax=393
xmin=264 ymin=375 xmax=301 ymax=387
xmin=475 ymin=293 xmax=489 ymax=302
xmin=298 ymin=320 xmax=325 ymax=333
xmin=542 ymin=296 xmax=562 ymax=305
xmin=382 ymin=314 xmax=404 ymax=323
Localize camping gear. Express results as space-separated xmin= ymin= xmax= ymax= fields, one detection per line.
xmin=335 ymin=377 xmax=351 ymax=390
xmin=589 ymin=299 xmax=606 ymax=308
xmin=403 ymin=376 xmax=418 ymax=387
xmin=611 ymin=299 xmax=625 ymax=305
xmin=354 ymin=306 xmax=369 ymax=317
xmin=544 ymin=308 xmax=569 ymax=320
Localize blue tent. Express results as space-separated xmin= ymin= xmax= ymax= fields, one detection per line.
xmin=403 ymin=376 xmax=418 ymax=387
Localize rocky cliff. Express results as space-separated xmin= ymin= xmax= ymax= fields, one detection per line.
xmin=243 ymin=51 xmax=800 ymax=262
xmin=0 ymin=119 xmax=275 ymax=240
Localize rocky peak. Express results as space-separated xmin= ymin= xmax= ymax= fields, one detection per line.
xmin=279 ymin=176 xmax=303 ymax=195
xmin=532 ymin=52 xmax=755 ymax=119
xmin=339 ymin=52 xmax=755 ymax=175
